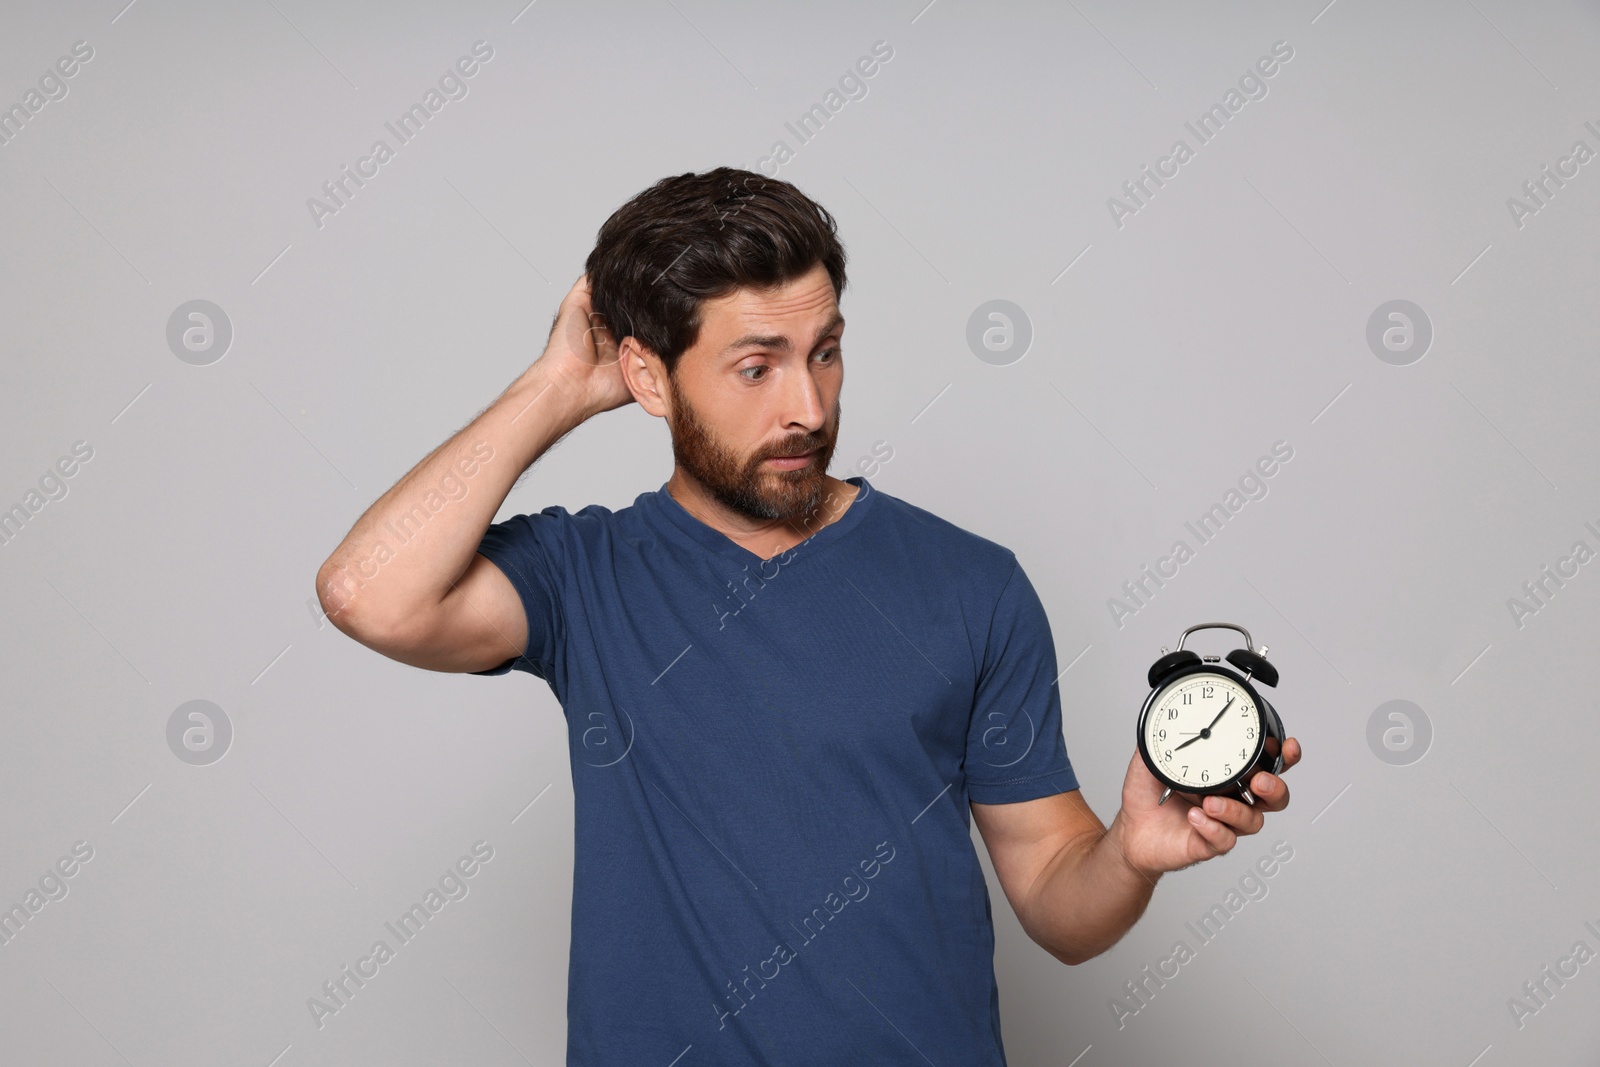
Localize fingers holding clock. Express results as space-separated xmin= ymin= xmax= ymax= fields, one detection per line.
xmin=1184 ymin=799 xmax=1239 ymax=856
xmin=1250 ymin=736 xmax=1301 ymax=813
xmin=1191 ymin=792 xmax=1263 ymax=841
xmin=1250 ymin=773 xmax=1289 ymax=812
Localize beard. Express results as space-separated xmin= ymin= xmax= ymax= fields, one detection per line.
xmin=665 ymin=378 xmax=841 ymax=525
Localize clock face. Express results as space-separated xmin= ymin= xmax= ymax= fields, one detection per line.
xmin=1141 ymin=671 xmax=1264 ymax=791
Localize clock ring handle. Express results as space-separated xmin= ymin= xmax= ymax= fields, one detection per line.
xmin=1175 ymin=621 xmax=1256 ymax=654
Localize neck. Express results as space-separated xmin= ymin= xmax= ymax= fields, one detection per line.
xmin=667 ymin=472 xmax=859 ymax=557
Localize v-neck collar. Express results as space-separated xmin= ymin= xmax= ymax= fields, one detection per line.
xmin=646 ymin=475 xmax=877 ymax=568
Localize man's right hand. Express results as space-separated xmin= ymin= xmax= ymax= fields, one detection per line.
xmin=537 ymin=273 xmax=634 ymax=417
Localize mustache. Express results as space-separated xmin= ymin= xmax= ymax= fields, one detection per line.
xmin=764 ymin=437 xmax=827 ymax=459
xmin=763 ymin=420 xmax=836 ymax=461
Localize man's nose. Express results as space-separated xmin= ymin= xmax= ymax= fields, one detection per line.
xmin=782 ymin=363 xmax=828 ymax=430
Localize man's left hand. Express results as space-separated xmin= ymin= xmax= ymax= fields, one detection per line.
xmin=1110 ymin=738 xmax=1302 ymax=878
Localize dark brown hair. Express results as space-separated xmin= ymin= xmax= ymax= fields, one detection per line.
xmin=583 ymin=167 xmax=848 ymax=377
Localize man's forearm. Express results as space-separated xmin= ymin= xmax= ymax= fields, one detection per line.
xmin=1021 ymin=810 xmax=1162 ymax=966
xmin=316 ymin=362 xmax=589 ymax=631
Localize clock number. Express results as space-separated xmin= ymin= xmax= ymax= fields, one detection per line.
xmin=1165 ymin=749 xmax=1172 ymax=760
xmin=1203 ymin=686 xmax=1214 ymax=698
xmin=1246 ymin=726 xmax=1255 ymax=738
xmin=1201 ymin=770 xmax=1209 ymax=782
xmin=1167 ymin=708 xmax=1179 ymax=720
xmin=1180 ymin=765 xmax=1188 ymax=777
xmin=1224 ymin=764 xmax=1231 ymax=775
xmin=1182 ymin=693 xmax=1193 ymax=705
xmin=1157 ymin=728 xmax=1167 ymax=741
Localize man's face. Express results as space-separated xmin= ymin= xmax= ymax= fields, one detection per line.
xmin=663 ymin=262 xmax=844 ymax=524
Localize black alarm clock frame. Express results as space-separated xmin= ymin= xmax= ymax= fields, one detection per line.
xmin=1136 ymin=622 xmax=1286 ymax=808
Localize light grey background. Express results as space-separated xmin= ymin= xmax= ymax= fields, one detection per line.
xmin=2 ymin=0 xmax=1598 ymax=1064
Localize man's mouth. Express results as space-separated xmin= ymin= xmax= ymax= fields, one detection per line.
xmin=765 ymin=450 xmax=816 ymax=469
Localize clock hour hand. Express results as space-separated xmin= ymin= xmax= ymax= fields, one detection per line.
xmin=1173 ymin=695 xmax=1235 ymax=751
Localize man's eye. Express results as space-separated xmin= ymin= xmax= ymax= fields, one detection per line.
xmin=741 ymin=349 xmax=836 ymax=381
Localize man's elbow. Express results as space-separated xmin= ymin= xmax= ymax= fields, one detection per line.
xmin=315 ymin=560 xmax=380 ymax=641
xmin=1036 ymin=936 xmax=1091 ymax=968
xmin=1034 ymin=919 xmax=1136 ymax=967
xmin=315 ymin=562 xmax=468 ymax=671
xmin=1016 ymin=897 xmax=1092 ymax=967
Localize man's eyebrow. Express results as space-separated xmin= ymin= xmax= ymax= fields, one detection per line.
xmin=722 ymin=311 xmax=845 ymax=359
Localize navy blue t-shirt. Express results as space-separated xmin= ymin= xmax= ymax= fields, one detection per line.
xmin=472 ymin=475 xmax=1078 ymax=1065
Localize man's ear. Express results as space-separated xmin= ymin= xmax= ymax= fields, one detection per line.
xmin=621 ymin=337 xmax=673 ymax=419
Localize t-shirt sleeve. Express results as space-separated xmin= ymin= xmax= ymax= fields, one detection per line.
xmin=964 ymin=557 xmax=1080 ymax=804
xmin=467 ymin=507 xmax=567 ymax=679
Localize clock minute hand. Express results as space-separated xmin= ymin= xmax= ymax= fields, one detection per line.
xmin=1204 ymin=695 xmax=1235 ymax=731
xmin=1172 ymin=695 xmax=1236 ymax=751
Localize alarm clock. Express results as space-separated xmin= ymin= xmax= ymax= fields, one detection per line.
xmin=1136 ymin=622 xmax=1286 ymax=807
